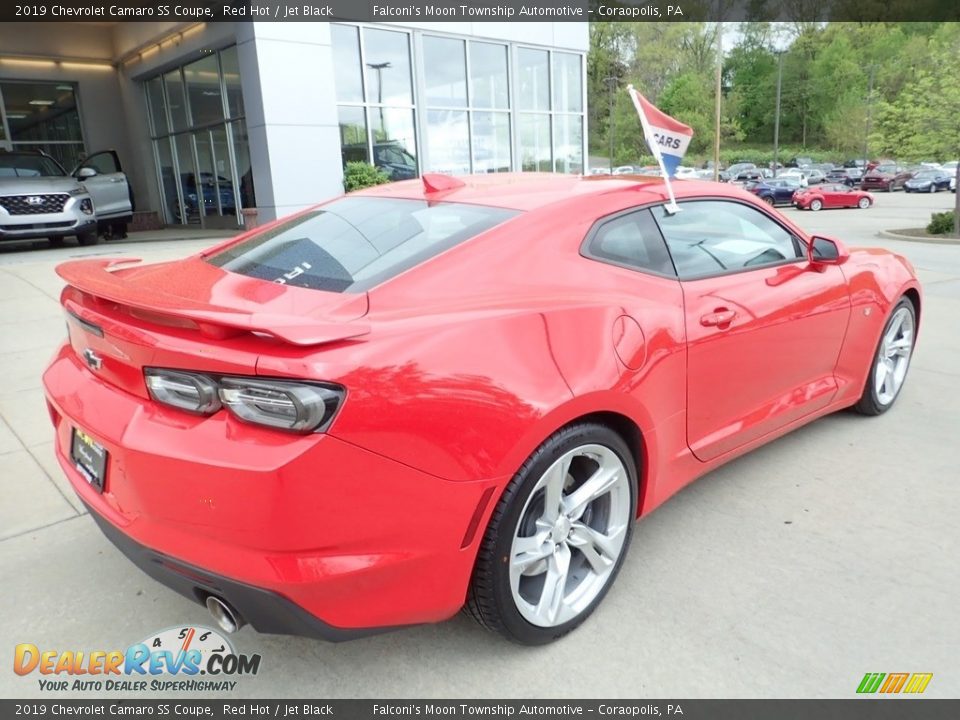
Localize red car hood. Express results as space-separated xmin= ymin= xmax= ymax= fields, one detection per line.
xmin=56 ymin=256 xmax=370 ymax=346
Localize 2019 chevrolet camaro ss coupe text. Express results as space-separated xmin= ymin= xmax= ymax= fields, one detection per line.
xmin=43 ymin=174 xmax=920 ymax=645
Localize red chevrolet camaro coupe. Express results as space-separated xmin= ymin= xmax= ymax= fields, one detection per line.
xmin=43 ymin=174 xmax=920 ymax=645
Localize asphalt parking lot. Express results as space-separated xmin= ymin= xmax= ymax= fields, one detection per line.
xmin=1 ymin=191 xmax=958 ymax=699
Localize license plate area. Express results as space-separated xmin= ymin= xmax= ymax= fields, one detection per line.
xmin=71 ymin=427 xmax=107 ymax=493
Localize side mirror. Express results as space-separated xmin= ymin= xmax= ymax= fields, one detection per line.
xmin=76 ymin=167 xmax=97 ymax=179
xmin=809 ymin=236 xmax=850 ymax=266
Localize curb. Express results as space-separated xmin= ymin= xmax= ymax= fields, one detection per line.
xmin=879 ymin=230 xmax=960 ymax=245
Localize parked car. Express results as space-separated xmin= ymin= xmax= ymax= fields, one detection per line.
xmin=165 ymin=172 xmax=237 ymax=223
xmin=588 ymin=168 xmax=612 ymax=176
xmin=860 ymin=164 xmax=914 ymax=192
xmin=612 ymin=165 xmax=635 ymax=175
xmin=675 ymin=166 xmax=699 ymax=179
xmin=904 ymin=170 xmax=953 ymax=193
xmin=787 ymin=156 xmax=814 ymax=168
xmin=825 ymin=168 xmax=862 ymax=186
xmin=342 ymin=142 xmax=417 ymax=181
xmin=748 ymin=178 xmax=802 ymax=206
xmin=0 ymin=148 xmax=131 ymax=247
xmin=43 ymin=173 xmax=921 ymax=644
xmin=735 ymin=169 xmax=769 ymax=185
xmin=779 ymin=169 xmax=809 ymax=187
xmin=793 ymin=183 xmax=874 ymax=211
xmin=805 ymin=169 xmax=826 ymax=184
xmin=940 ymin=160 xmax=958 ymax=176
xmin=726 ymin=162 xmax=756 ymax=178
xmin=843 ymin=159 xmax=868 ymax=169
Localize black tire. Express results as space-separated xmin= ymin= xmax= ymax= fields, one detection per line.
xmin=466 ymin=422 xmax=637 ymax=645
xmin=852 ymin=297 xmax=917 ymax=416
xmin=762 ymin=195 xmax=775 ymax=206
xmin=76 ymin=231 xmax=100 ymax=247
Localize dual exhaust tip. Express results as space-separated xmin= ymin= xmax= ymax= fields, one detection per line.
xmin=205 ymin=595 xmax=245 ymax=634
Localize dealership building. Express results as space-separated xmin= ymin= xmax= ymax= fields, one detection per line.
xmin=0 ymin=20 xmax=588 ymax=229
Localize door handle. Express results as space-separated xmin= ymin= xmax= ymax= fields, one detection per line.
xmin=108 ymin=178 xmax=124 ymax=183
xmin=700 ymin=308 xmax=736 ymax=328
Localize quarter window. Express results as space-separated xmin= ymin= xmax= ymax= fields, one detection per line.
xmin=653 ymin=201 xmax=802 ymax=279
xmin=585 ymin=209 xmax=675 ymax=277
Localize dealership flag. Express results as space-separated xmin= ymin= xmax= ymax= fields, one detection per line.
xmin=627 ymin=85 xmax=693 ymax=213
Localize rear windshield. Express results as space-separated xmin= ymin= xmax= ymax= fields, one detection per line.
xmin=206 ymin=197 xmax=519 ymax=292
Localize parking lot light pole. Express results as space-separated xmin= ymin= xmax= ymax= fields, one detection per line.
xmin=773 ymin=51 xmax=783 ymax=178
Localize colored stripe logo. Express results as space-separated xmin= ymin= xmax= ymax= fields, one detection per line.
xmin=857 ymin=672 xmax=932 ymax=694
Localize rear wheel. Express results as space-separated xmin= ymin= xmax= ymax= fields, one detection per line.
xmin=76 ymin=231 xmax=100 ymax=246
xmin=810 ymin=199 xmax=823 ymax=211
xmin=762 ymin=195 xmax=775 ymax=206
xmin=858 ymin=197 xmax=871 ymax=209
xmin=853 ymin=297 xmax=916 ymax=416
xmin=466 ymin=423 xmax=636 ymax=645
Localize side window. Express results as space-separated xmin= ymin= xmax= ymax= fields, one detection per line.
xmin=584 ymin=209 xmax=676 ymax=277
xmin=652 ymin=200 xmax=802 ymax=279
xmin=82 ymin=151 xmax=119 ymax=175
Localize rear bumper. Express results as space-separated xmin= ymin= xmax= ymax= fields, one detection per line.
xmin=82 ymin=502 xmax=389 ymax=641
xmin=43 ymin=343 xmax=498 ymax=635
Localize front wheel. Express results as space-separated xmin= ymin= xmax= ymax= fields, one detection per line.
xmin=858 ymin=197 xmax=871 ymax=209
xmin=76 ymin=231 xmax=100 ymax=246
xmin=810 ymin=199 xmax=823 ymax=211
xmin=466 ymin=423 xmax=636 ymax=645
xmin=852 ymin=297 xmax=916 ymax=416
xmin=928 ymin=183 xmax=937 ymax=194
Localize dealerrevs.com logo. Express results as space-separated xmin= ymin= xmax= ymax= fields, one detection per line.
xmin=14 ymin=626 xmax=261 ymax=692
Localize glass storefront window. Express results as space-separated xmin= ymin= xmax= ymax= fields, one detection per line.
xmin=145 ymin=76 xmax=169 ymax=136
xmin=552 ymin=53 xmax=583 ymax=113
xmin=517 ymin=48 xmax=550 ymax=111
xmin=164 ymin=70 xmax=189 ymax=132
xmin=220 ymin=46 xmax=245 ymax=119
xmin=363 ymin=28 xmax=412 ymax=106
xmin=339 ymin=106 xmax=369 ymax=165
xmin=472 ymin=112 xmax=510 ymax=174
xmin=519 ymin=113 xmax=551 ymax=172
xmin=423 ymin=36 xmax=467 ymax=108
xmin=184 ymin=54 xmax=225 ymax=127
xmin=425 ymin=110 xmax=469 ymax=175
xmin=370 ymin=108 xmax=417 ymax=181
xmin=553 ymin=114 xmax=583 ymax=174
xmin=145 ymin=46 xmax=252 ymax=227
xmin=231 ymin=121 xmax=256 ymax=210
xmin=470 ymin=42 xmax=509 ymax=110
xmin=0 ymin=81 xmax=85 ymax=170
xmin=332 ymin=24 xmax=364 ymax=103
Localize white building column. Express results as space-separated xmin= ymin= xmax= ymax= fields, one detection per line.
xmin=236 ymin=22 xmax=342 ymax=223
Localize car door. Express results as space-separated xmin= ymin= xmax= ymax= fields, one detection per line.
xmin=75 ymin=150 xmax=132 ymax=220
xmin=652 ymin=200 xmax=851 ymax=462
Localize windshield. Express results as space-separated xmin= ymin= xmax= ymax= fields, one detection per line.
xmin=914 ymin=172 xmax=937 ymax=179
xmin=206 ymin=196 xmax=519 ymax=293
xmin=0 ymin=153 xmax=66 ymax=178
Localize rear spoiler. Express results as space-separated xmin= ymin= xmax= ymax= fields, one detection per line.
xmin=56 ymin=258 xmax=370 ymax=347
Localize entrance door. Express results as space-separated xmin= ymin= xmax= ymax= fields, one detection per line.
xmin=193 ymin=127 xmax=239 ymax=229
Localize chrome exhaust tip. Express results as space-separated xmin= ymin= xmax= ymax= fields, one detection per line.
xmin=205 ymin=595 xmax=244 ymax=634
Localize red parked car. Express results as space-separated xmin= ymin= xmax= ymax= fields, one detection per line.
xmin=793 ymin=183 xmax=875 ymax=211
xmin=860 ymin=164 xmax=914 ymax=192
xmin=43 ymin=174 xmax=921 ymax=645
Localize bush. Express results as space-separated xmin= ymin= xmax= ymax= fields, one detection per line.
xmin=927 ymin=211 xmax=957 ymax=236
xmin=343 ymin=162 xmax=389 ymax=192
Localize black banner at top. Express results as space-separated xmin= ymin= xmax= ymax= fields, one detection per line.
xmin=1 ymin=0 xmax=959 ymax=23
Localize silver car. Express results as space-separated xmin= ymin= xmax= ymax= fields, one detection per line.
xmin=0 ymin=149 xmax=132 ymax=247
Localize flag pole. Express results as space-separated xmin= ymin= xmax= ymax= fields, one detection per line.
xmin=627 ymin=84 xmax=680 ymax=215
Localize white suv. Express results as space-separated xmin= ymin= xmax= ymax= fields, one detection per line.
xmin=0 ymin=149 xmax=132 ymax=247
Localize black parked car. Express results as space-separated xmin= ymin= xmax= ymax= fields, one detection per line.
xmin=903 ymin=169 xmax=953 ymax=193
xmin=747 ymin=178 xmax=802 ymax=206
xmin=826 ymin=167 xmax=863 ymax=187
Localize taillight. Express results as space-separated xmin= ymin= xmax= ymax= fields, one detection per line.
xmin=144 ymin=368 xmax=344 ymax=433
xmin=145 ymin=369 xmax=221 ymax=415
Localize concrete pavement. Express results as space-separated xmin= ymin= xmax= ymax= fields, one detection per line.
xmin=1 ymin=194 xmax=958 ymax=699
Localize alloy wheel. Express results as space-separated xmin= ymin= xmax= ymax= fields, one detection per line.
xmin=874 ymin=306 xmax=915 ymax=406
xmin=508 ymin=444 xmax=631 ymax=628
